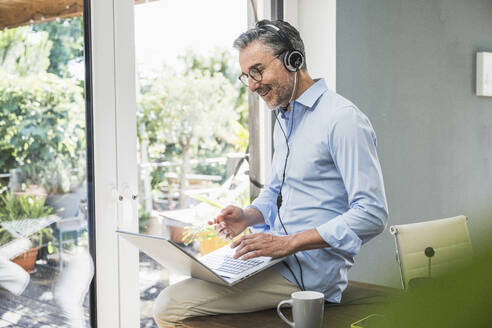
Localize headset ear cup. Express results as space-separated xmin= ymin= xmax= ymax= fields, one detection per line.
xmin=282 ymin=51 xmax=293 ymax=72
xmin=283 ymin=50 xmax=303 ymax=72
xmin=284 ymin=50 xmax=304 ymax=72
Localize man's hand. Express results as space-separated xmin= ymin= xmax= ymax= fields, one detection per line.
xmin=230 ymin=232 xmax=295 ymax=260
xmin=209 ymin=205 xmax=249 ymax=240
xmin=209 ymin=205 xmax=266 ymax=239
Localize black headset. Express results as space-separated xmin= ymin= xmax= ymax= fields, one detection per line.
xmin=256 ymin=21 xmax=305 ymax=72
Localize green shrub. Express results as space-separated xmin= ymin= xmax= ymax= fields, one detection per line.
xmin=0 ymin=70 xmax=86 ymax=194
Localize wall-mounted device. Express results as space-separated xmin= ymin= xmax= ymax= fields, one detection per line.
xmin=477 ymin=52 xmax=492 ymax=97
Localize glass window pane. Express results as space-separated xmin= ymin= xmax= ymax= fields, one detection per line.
xmin=0 ymin=4 xmax=93 ymax=327
xmin=133 ymin=1 xmax=248 ymax=326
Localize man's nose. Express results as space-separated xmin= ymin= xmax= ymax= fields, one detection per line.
xmin=248 ymin=79 xmax=260 ymax=92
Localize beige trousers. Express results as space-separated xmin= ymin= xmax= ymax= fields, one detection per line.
xmin=153 ymin=267 xmax=300 ymax=327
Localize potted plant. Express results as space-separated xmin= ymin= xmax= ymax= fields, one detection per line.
xmin=183 ymin=224 xmax=232 ymax=256
xmin=182 ymin=191 xmax=251 ymax=255
xmin=0 ymin=192 xmax=55 ymax=273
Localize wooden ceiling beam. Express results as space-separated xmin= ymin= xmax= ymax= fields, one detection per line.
xmin=0 ymin=0 xmax=82 ymax=30
xmin=0 ymin=0 xmax=158 ymax=30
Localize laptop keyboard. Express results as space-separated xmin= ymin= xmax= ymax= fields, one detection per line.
xmin=202 ymin=254 xmax=264 ymax=275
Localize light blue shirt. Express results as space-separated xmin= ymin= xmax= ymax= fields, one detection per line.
xmin=250 ymin=78 xmax=388 ymax=303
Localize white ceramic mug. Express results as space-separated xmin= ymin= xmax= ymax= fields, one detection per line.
xmin=277 ymin=291 xmax=325 ymax=328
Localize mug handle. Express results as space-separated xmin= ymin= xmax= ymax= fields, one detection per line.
xmin=277 ymin=299 xmax=295 ymax=327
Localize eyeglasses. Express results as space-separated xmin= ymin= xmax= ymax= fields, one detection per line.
xmin=238 ymin=55 xmax=280 ymax=87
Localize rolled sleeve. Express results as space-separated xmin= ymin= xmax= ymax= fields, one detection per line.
xmin=249 ymin=194 xmax=278 ymax=228
xmin=247 ymin=204 xmax=272 ymax=230
xmin=316 ymin=215 xmax=362 ymax=257
xmin=321 ymin=106 xmax=388 ymax=255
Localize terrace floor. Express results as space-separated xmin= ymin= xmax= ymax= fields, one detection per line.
xmin=0 ymin=261 xmax=90 ymax=327
xmin=0 ymin=252 xmax=166 ymax=328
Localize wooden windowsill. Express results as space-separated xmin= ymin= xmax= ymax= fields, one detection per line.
xmin=181 ymin=280 xmax=399 ymax=328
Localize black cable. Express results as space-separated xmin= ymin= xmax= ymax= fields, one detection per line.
xmin=282 ymin=261 xmax=303 ymax=292
xmin=274 ymin=103 xmax=306 ymax=291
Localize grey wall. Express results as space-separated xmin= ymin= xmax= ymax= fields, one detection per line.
xmin=337 ymin=0 xmax=492 ymax=287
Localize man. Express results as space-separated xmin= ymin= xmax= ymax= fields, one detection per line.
xmin=153 ymin=19 xmax=388 ymax=327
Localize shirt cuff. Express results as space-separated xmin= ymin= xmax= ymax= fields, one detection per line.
xmin=247 ymin=203 xmax=275 ymax=228
xmin=246 ymin=205 xmax=270 ymax=231
xmin=316 ymin=215 xmax=362 ymax=257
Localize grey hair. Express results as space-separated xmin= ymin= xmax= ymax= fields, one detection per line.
xmin=233 ymin=19 xmax=307 ymax=71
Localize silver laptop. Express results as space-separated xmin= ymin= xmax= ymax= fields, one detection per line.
xmin=117 ymin=230 xmax=286 ymax=286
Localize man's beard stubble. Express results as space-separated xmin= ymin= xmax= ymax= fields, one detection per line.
xmin=257 ymin=77 xmax=294 ymax=110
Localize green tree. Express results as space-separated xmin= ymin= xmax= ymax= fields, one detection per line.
xmin=180 ymin=48 xmax=249 ymax=130
xmin=139 ymin=69 xmax=238 ymax=207
xmin=0 ymin=27 xmax=51 ymax=76
xmin=32 ymin=17 xmax=84 ymax=78
xmin=180 ymin=48 xmax=239 ymax=85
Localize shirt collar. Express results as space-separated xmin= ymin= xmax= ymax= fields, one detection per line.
xmin=295 ymin=78 xmax=328 ymax=110
xmin=277 ymin=78 xmax=328 ymax=119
